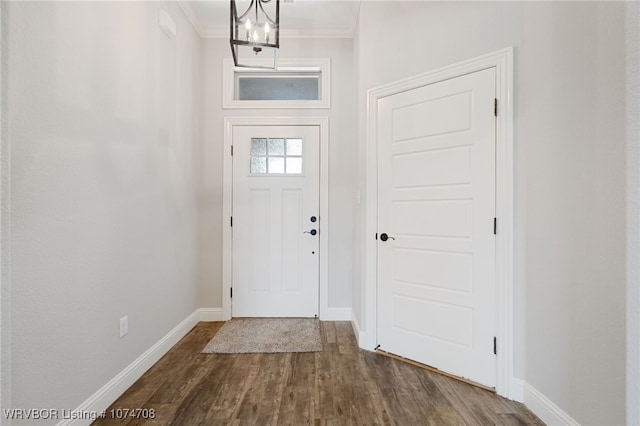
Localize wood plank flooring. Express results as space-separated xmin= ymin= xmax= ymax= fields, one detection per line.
xmin=93 ymin=322 xmax=542 ymax=425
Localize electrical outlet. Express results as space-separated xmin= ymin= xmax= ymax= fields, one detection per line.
xmin=119 ymin=316 xmax=128 ymax=338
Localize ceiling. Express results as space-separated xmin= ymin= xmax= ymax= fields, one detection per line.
xmin=178 ymin=0 xmax=361 ymax=38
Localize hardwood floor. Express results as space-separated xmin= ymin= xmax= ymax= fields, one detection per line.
xmin=93 ymin=322 xmax=542 ymax=425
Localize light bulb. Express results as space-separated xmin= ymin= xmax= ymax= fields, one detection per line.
xmin=265 ymin=22 xmax=270 ymax=33
xmin=253 ymin=30 xmax=258 ymax=41
xmin=245 ymin=19 xmax=251 ymax=41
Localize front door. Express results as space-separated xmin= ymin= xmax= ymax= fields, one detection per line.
xmin=232 ymin=125 xmax=320 ymax=317
xmin=376 ymin=68 xmax=497 ymax=387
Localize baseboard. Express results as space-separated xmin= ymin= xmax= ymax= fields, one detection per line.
xmin=323 ymin=307 xmax=352 ymax=321
xmin=523 ymin=381 xmax=580 ymax=425
xmin=350 ymin=312 xmax=366 ymax=345
xmin=57 ymin=311 xmax=200 ymax=426
xmin=511 ymin=378 xmax=525 ymax=402
xmin=198 ymin=307 xmax=224 ymax=322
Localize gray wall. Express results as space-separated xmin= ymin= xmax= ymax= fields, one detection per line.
xmin=1 ymin=1 xmax=634 ymax=424
xmin=5 ymin=1 xmax=202 ymax=421
xmin=198 ymin=38 xmax=356 ymax=311
xmin=627 ymin=2 xmax=640 ymax=424
xmin=353 ymin=2 xmax=626 ymax=424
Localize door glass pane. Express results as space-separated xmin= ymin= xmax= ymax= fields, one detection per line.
xmin=268 ymin=139 xmax=285 ymax=155
xmin=250 ymin=137 xmax=303 ymax=175
xmin=251 ymin=139 xmax=267 ymax=155
xmin=268 ymin=157 xmax=285 ymax=174
xmin=286 ymin=157 xmax=302 ymax=174
xmin=250 ymin=156 xmax=267 ymax=174
xmin=286 ymin=139 xmax=302 ymax=156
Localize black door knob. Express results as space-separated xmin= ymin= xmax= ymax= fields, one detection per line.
xmin=380 ymin=233 xmax=395 ymax=242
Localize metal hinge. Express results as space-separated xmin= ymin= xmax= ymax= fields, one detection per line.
xmin=231 ymin=145 xmax=234 ymax=156
xmin=231 ymin=216 xmax=233 ymax=227
xmin=493 ymin=218 xmax=497 ymax=235
xmin=230 ymin=288 xmax=233 ymax=298
xmin=494 ymin=337 xmax=497 ymax=355
xmin=494 ymin=98 xmax=498 ymax=117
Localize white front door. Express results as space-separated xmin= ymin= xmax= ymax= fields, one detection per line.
xmin=232 ymin=125 xmax=320 ymax=317
xmin=377 ymin=68 xmax=497 ymax=387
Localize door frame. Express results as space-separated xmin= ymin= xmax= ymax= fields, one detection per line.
xmin=222 ymin=116 xmax=330 ymax=320
xmin=362 ymin=48 xmax=515 ymax=399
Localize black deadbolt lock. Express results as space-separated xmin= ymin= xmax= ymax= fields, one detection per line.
xmin=310 ymin=216 xmax=317 ymax=223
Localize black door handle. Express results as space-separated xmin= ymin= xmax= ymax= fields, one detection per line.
xmin=304 ymin=229 xmax=317 ymax=236
xmin=380 ymin=233 xmax=395 ymax=242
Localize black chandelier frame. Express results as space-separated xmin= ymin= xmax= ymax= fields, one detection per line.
xmin=230 ymin=0 xmax=280 ymax=69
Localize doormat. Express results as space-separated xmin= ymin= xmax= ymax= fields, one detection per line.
xmin=201 ymin=318 xmax=323 ymax=354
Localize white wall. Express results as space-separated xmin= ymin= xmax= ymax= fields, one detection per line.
xmin=627 ymin=2 xmax=640 ymax=424
xmin=5 ymin=1 xmax=201 ymax=422
xmin=198 ymin=38 xmax=356 ymax=312
xmin=0 ymin=0 xmax=9 ymax=417
xmin=353 ymin=2 xmax=627 ymax=424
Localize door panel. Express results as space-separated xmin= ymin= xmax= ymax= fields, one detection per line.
xmin=233 ymin=125 xmax=320 ymax=317
xmin=377 ymin=68 xmax=497 ymax=387
xmin=393 ymin=200 xmax=472 ymax=237
xmin=393 ymin=146 xmax=471 ymax=188
xmin=392 ymin=91 xmax=472 ymax=141
xmin=393 ymin=249 xmax=472 ymax=292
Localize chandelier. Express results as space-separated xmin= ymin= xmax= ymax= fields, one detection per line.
xmin=230 ymin=0 xmax=280 ymax=69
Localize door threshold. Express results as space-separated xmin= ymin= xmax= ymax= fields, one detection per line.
xmin=375 ymin=348 xmax=495 ymax=393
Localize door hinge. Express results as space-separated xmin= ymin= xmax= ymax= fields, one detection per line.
xmin=494 ymin=98 xmax=498 ymax=117
xmin=493 ymin=218 xmax=497 ymax=235
xmin=230 ymin=216 xmax=233 ymax=227
xmin=231 ymin=145 xmax=234 ymax=156
xmin=230 ymin=287 xmax=233 ymax=298
xmin=493 ymin=337 xmax=497 ymax=355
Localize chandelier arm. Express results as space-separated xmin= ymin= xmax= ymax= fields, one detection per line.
xmin=258 ymin=0 xmax=277 ymax=26
xmin=236 ymin=0 xmax=257 ymax=23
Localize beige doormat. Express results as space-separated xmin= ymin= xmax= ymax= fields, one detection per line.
xmin=201 ymin=318 xmax=323 ymax=354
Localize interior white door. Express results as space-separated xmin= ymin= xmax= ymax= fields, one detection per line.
xmin=377 ymin=68 xmax=497 ymax=387
xmin=232 ymin=125 xmax=320 ymax=317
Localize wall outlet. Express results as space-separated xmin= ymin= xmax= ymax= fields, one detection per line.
xmin=119 ymin=316 xmax=128 ymax=338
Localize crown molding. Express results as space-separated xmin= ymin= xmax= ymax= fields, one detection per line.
xmin=177 ymin=0 xmax=360 ymax=39
xmin=177 ymin=0 xmax=206 ymax=37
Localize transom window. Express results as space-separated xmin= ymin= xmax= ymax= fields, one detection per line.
xmin=250 ymin=138 xmax=303 ymax=175
xmin=222 ymin=58 xmax=331 ymax=109
xmin=237 ymin=74 xmax=320 ymax=101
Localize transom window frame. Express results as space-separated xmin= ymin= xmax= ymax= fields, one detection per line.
xmin=222 ymin=58 xmax=331 ymax=109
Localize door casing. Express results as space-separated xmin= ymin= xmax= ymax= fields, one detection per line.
xmin=222 ymin=116 xmax=330 ymax=320
xmin=363 ymin=48 xmax=515 ymax=399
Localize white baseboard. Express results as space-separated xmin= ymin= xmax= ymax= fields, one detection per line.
xmin=323 ymin=307 xmax=352 ymax=321
xmin=57 ymin=311 xmax=200 ymax=426
xmin=511 ymin=378 xmax=525 ymax=402
xmin=522 ymin=381 xmax=580 ymax=425
xmin=350 ymin=312 xmax=366 ymax=345
xmin=198 ymin=307 xmax=224 ymax=322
